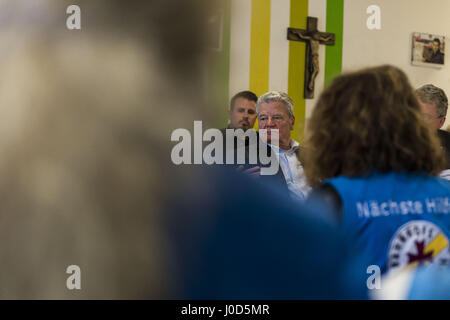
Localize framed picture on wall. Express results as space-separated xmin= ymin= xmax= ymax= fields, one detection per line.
xmin=411 ymin=32 xmax=445 ymax=68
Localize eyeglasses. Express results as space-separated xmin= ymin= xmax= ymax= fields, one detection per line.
xmin=258 ymin=115 xmax=286 ymax=122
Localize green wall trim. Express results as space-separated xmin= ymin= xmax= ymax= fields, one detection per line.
xmin=324 ymin=0 xmax=344 ymax=87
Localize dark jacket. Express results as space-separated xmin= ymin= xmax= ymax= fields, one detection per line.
xmin=438 ymin=129 xmax=450 ymax=169
xmin=220 ymin=127 xmax=288 ymax=191
xmin=426 ymin=50 xmax=444 ymax=64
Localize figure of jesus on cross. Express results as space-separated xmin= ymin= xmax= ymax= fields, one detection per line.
xmin=288 ymin=17 xmax=335 ymax=99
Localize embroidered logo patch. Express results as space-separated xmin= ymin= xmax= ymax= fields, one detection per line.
xmin=388 ymin=220 xmax=450 ymax=273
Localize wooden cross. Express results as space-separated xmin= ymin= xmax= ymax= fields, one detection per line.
xmin=287 ymin=17 xmax=335 ymax=99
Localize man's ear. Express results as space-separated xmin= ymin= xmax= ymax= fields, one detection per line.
xmin=439 ymin=116 xmax=446 ymax=129
xmin=289 ymin=116 xmax=295 ymax=130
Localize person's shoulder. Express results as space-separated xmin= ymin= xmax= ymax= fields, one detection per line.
xmin=306 ymin=183 xmax=343 ymax=222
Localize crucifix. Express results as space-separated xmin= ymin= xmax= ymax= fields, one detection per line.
xmin=287 ymin=17 xmax=335 ymax=99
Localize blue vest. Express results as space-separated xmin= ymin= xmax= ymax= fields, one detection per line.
xmin=325 ymin=172 xmax=450 ymax=274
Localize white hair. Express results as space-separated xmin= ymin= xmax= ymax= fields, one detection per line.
xmin=256 ymin=91 xmax=294 ymax=118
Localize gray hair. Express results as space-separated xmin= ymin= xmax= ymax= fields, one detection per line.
xmin=416 ymin=84 xmax=448 ymax=118
xmin=256 ymin=91 xmax=294 ymax=118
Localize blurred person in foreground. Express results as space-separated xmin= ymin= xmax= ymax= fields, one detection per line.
xmin=0 ymin=0 xmax=366 ymax=299
xmin=0 ymin=0 xmax=212 ymax=298
xmin=168 ymin=165 xmax=368 ymax=299
xmin=304 ymin=65 xmax=450 ymax=282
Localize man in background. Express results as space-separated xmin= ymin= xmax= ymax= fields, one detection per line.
xmin=257 ymin=91 xmax=311 ymax=201
xmin=416 ymin=84 xmax=450 ymax=169
xmin=220 ymin=91 xmax=258 ymax=166
xmin=226 ymin=90 xmax=258 ymax=131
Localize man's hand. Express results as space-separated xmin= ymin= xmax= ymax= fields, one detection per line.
xmin=236 ymin=165 xmax=260 ymax=178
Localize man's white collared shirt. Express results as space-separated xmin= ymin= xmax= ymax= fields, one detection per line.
xmin=270 ymin=140 xmax=311 ymax=201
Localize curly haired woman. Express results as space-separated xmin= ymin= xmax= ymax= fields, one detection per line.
xmin=304 ymin=65 xmax=450 ymax=275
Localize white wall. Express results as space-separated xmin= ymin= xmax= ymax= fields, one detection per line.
xmin=342 ymin=0 xmax=450 ymax=127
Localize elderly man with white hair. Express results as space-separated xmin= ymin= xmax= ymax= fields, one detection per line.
xmin=256 ymin=91 xmax=311 ymax=201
